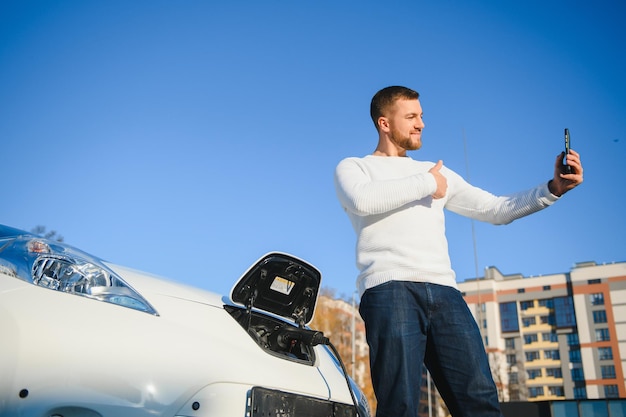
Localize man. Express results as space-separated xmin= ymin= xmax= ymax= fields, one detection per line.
xmin=333 ymin=86 xmax=583 ymax=417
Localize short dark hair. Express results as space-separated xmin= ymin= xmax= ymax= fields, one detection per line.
xmin=370 ymin=86 xmax=420 ymax=130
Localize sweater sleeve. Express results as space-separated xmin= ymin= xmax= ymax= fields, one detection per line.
xmin=444 ymin=168 xmax=560 ymax=225
xmin=334 ymin=157 xmax=437 ymax=216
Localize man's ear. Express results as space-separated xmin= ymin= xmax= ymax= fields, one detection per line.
xmin=377 ymin=117 xmax=390 ymax=132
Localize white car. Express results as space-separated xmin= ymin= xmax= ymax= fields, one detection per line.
xmin=0 ymin=224 xmax=370 ymax=417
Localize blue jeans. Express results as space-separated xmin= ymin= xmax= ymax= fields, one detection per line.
xmin=359 ymin=281 xmax=503 ymax=417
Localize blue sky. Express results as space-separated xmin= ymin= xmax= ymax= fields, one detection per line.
xmin=2 ymin=0 xmax=624 ymax=300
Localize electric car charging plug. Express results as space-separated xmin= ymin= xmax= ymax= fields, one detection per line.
xmin=274 ymin=326 xmax=330 ymax=349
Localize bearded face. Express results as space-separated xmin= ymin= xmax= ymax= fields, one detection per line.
xmin=382 ymin=98 xmax=425 ymax=152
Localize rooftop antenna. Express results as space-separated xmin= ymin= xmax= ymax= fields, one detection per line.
xmin=462 ymin=128 xmax=484 ymax=342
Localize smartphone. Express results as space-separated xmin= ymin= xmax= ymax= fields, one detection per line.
xmin=563 ymin=128 xmax=572 ymax=174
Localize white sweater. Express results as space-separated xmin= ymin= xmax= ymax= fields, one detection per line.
xmin=334 ymin=155 xmax=559 ymax=296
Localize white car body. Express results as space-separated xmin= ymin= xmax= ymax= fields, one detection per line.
xmin=0 ymin=225 xmax=369 ymax=417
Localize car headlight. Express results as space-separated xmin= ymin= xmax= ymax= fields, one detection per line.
xmin=0 ymin=235 xmax=157 ymax=315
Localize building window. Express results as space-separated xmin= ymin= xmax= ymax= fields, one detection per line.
xmin=520 ymin=300 xmax=534 ymax=310
xmin=596 ymin=328 xmax=610 ymax=342
xmin=590 ymin=293 xmax=605 ymax=305
xmin=543 ymin=285 xmax=551 ymax=291
xmin=524 ymin=334 xmax=538 ymax=345
xmin=522 ymin=317 xmax=536 ymax=327
xmin=571 ymin=368 xmax=585 ymax=381
xmin=609 ymin=402 xmax=626 ymax=417
xmin=538 ymin=298 xmax=554 ymax=308
xmin=549 ymin=386 xmax=564 ymax=396
xmin=553 ymin=401 xmax=581 ymax=416
xmin=527 ymin=369 xmax=542 ymax=380
xmin=598 ymin=347 xmax=613 ymax=360
xmin=544 ymin=350 xmax=560 ymax=360
xmin=593 ymin=310 xmax=608 ymax=324
xmin=573 ymin=386 xmax=587 ymax=399
xmin=499 ymin=302 xmax=519 ymax=332
xmin=506 ymin=354 xmax=517 ymax=365
xmin=588 ymin=278 xmax=601 ymax=284
xmin=567 ymin=333 xmax=580 ymax=346
xmin=518 ymin=288 xmax=525 ymax=293
xmin=528 ymin=387 xmax=544 ymax=398
xmin=601 ymin=365 xmax=616 ymax=379
xmin=554 ymin=296 xmax=577 ymax=328
xmin=509 ymin=372 xmax=519 ymax=384
xmin=569 ymin=349 xmax=582 ymax=363
xmin=605 ymin=385 xmax=619 ymax=398
xmin=580 ymin=402 xmax=608 ymax=416
xmin=505 ymin=338 xmax=515 ymax=349
xmin=540 ymin=315 xmax=556 ymax=325
xmin=546 ymin=367 xmax=563 ymax=378
xmin=525 ymin=351 xmax=540 ymax=362
xmin=542 ymin=332 xmax=558 ymax=342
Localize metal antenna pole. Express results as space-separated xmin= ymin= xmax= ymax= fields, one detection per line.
xmin=462 ymin=128 xmax=484 ymax=339
xmin=352 ymin=290 xmax=356 ymax=380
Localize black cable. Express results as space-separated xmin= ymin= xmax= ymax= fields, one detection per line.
xmin=327 ymin=341 xmax=360 ymax=417
xmin=274 ymin=326 xmax=361 ymax=417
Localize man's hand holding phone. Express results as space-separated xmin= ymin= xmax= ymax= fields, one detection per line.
xmin=549 ymin=128 xmax=583 ymax=196
xmin=563 ymin=128 xmax=572 ymax=174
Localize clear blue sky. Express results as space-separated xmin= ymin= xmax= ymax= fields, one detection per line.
xmin=2 ymin=0 xmax=624 ymax=300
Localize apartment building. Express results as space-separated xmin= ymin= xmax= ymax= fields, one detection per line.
xmin=459 ymin=261 xmax=626 ymax=402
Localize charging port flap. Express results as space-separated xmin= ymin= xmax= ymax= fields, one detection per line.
xmin=230 ymin=252 xmax=321 ymax=327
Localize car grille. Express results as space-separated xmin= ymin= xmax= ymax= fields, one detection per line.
xmin=250 ymin=386 xmax=355 ymax=417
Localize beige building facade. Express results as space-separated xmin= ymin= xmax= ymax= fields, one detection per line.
xmin=459 ymin=261 xmax=626 ymax=403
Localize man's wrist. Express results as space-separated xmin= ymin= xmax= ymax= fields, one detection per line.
xmin=548 ymin=180 xmax=562 ymax=197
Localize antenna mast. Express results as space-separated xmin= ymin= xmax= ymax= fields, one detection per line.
xmin=462 ymin=128 xmax=484 ymax=342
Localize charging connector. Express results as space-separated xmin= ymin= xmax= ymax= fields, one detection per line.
xmin=274 ymin=326 xmax=330 ymax=348
xmin=272 ymin=325 xmax=363 ymax=417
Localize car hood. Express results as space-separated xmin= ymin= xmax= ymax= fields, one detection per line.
xmin=107 ymin=252 xmax=323 ymax=327
xmin=104 ymin=262 xmax=226 ymax=308
xmin=0 ymin=225 xmax=321 ymax=325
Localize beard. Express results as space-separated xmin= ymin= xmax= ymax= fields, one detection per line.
xmin=390 ymin=128 xmax=422 ymax=151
